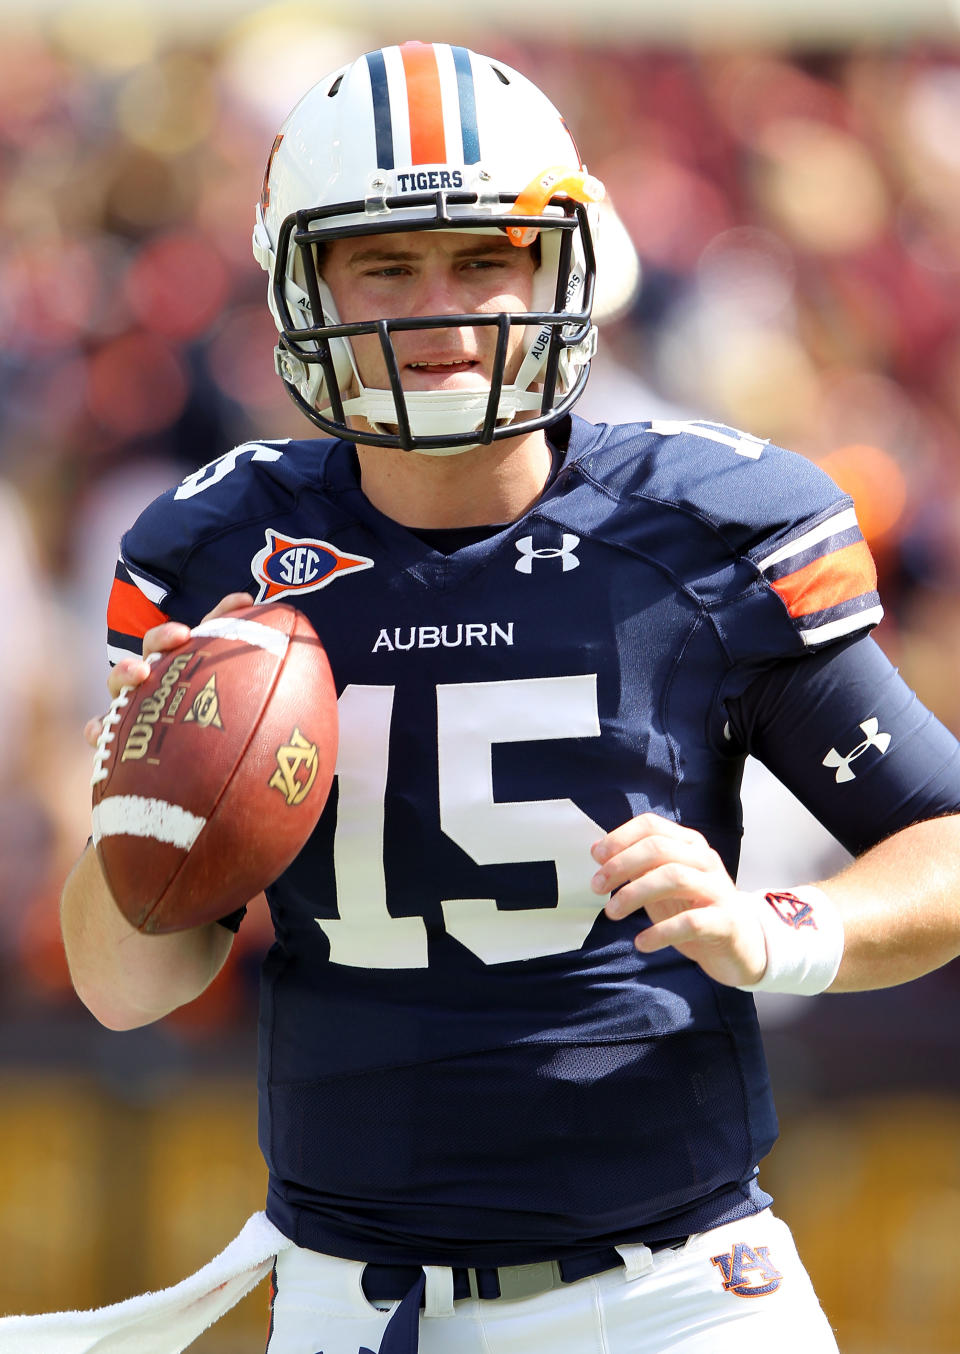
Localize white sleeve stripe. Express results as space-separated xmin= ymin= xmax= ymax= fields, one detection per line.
xmin=190 ymin=616 xmax=289 ymax=658
xmin=107 ymin=643 xmax=141 ymax=666
xmin=799 ymin=605 xmax=884 ymax=646
xmin=92 ymin=796 xmax=206 ymax=850
xmin=119 ymin=556 xmax=168 ymax=606
xmin=755 ymin=508 xmax=860 ymax=572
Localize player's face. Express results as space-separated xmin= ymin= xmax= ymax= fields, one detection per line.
xmin=321 ymin=230 xmax=537 ymax=398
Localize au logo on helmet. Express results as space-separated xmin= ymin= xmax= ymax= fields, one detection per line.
xmin=251 ymin=529 xmax=373 ymax=602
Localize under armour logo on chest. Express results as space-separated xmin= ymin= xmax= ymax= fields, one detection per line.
xmin=515 ymin=533 xmax=581 ymax=573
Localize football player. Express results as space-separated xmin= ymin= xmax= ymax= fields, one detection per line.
xmin=60 ymin=41 xmax=960 ymax=1354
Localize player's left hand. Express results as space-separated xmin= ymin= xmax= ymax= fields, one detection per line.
xmin=83 ymin=592 xmax=256 ymax=750
xmin=590 ymin=812 xmax=767 ymax=988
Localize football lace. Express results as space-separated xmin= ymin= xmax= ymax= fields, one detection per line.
xmin=91 ymin=651 xmax=166 ymax=787
xmin=90 ymin=686 xmax=133 ymax=787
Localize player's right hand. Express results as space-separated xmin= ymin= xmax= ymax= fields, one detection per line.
xmin=590 ymin=811 xmax=769 ymax=988
xmin=84 ymin=592 xmax=255 ymax=748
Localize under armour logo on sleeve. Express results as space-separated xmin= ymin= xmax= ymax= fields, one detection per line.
xmin=822 ymin=717 xmax=891 ymax=783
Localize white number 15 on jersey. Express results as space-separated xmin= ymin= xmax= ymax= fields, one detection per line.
xmin=320 ymin=675 xmax=605 ymax=969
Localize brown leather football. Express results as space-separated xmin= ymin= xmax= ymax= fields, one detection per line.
xmin=91 ymin=602 xmax=337 ymax=933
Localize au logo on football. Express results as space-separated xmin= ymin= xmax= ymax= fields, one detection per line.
xmin=270 ymin=728 xmax=319 ymax=806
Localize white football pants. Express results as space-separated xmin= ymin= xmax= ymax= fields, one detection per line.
xmin=266 ymin=1210 xmax=839 ymax=1354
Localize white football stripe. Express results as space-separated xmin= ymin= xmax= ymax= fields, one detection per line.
xmin=756 ymin=508 xmax=859 ymax=571
xmin=92 ymin=796 xmax=206 ymax=850
xmin=190 ymin=616 xmax=289 ymax=658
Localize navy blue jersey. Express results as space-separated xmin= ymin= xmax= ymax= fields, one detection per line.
xmin=105 ymin=415 xmax=960 ymax=1266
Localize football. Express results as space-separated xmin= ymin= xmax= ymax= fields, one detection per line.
xmin=91 ymin=602 xmax=337 ymax=933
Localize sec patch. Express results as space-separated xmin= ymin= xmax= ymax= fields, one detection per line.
xmin=252 ymin=528 xmax=373 ymax=602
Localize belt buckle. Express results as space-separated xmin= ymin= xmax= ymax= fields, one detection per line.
xmin=493 ymin=1259 xmax=562 ymax=1302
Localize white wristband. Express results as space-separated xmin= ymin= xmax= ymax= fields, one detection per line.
xmin=736 ymin=885 xmax=844 ymax=996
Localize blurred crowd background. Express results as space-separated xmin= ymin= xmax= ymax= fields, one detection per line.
xmin=3 ymin=2 xmax=960 ymax=1351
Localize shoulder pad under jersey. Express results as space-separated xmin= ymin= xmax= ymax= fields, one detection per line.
xmin=571 ymin=416 xmax=883 ymax=653
xmin=106 ymin=437 xmax=339 ymax=660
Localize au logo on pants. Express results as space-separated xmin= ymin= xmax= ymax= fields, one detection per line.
xmin=710 ymin=1243 xmax=784 ymax=1297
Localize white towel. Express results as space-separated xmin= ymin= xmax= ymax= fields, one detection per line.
xmin=0 ymin=1211 xmax=292 ymax=1353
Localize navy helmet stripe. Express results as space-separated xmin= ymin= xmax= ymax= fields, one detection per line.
xmin=451 ymin=46 xmax=480 ymax=163
xmin=365 ymin=50 xmax=395 ymax=171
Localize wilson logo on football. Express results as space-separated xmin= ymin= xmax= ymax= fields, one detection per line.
xmin=269 ymin=728 xmax=319 ymax=807
xmin=251 ymin=529 xmax=373 ymax=602
xmin=120 ymin=652 xmax=195 ymax=762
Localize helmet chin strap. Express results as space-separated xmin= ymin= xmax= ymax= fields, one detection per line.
xmin=331 ymin=385 xmax=545 ymax=455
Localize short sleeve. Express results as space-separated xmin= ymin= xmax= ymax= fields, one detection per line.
xmin=610 ymin=419 xmax=885 ymax=664
xmin=746 ymin=504 xmax=883 ymax=652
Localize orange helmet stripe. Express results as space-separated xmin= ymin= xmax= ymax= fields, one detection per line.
xmin=400 ymin=42 xmax=447 ymax=165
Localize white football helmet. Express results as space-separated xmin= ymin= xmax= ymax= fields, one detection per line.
xmin=253 ymin=41 xmax=604 ymax=453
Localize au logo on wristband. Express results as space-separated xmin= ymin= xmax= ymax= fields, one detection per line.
xmin=764 ymin=890 xmax=817 ymax=930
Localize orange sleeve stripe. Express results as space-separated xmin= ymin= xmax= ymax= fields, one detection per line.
xmin=400 ymin=42 xmax=447 ymax=165
xmin=107 ymin=577 xmax=169 ymax=637
xmin=770 ymin=540 xmax=878 ymax=618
